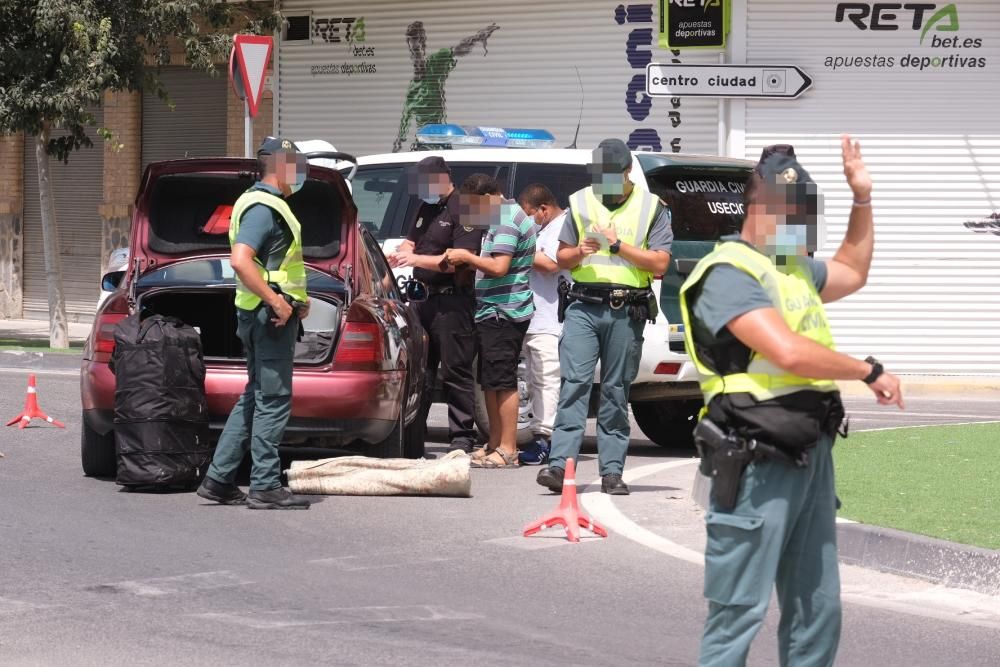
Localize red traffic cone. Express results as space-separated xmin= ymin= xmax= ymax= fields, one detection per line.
xmin=523 ymin=458 xmax=608 ymax=543
xmin=6 ymin=374 xmax=65 ymax=429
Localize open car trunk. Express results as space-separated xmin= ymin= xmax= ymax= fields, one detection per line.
xmin=138 ymin=288 xmax=341 ymax=365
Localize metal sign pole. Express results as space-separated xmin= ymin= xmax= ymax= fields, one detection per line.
xmin=244 ymin=98 xmax=252 ymax=158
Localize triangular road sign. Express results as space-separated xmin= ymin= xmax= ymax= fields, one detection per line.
xmin=232 ymin=34 xmax=273 ymax=118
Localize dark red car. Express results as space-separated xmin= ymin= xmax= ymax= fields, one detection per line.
xmin=80 ymin=157 xmax=427 ymax=477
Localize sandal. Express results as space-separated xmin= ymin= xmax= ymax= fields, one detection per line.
xmin=471 ymin=448 xmax=520 ymax=468
xmin=470 ymin=447 xmax=494 ymax=461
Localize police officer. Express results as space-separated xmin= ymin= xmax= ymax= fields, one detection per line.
xmin=197 ymin=137 xmax=312 ymax=510
xmin=535 ymin=139 xmax=673 ymax=496
xmin=389 ymin=156 xmax=484 ymax=452
xmin=679 ymin=137 xmax=904 ymax=665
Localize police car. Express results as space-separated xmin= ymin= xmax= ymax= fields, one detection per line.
xmin=348 ymin=125 xmax=754 ymax=448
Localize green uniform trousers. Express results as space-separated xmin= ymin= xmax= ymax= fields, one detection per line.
xmin=548 ymin=300 xmax=644 ymax=476
xmin=207 ymin=306 xmax=297 ymax=491
xmin=699 ymin=434 xmax=841 ymax=667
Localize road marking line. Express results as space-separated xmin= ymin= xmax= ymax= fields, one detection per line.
xmin=849 ymin=410 xmax=998 ymax=419
xmin=853 ymin=420 xmax=1000 ymax=433
xmin=0 ymin=597 xmax=50 ymax=615
xmin=308 ymin=555 xmax=456 ymax=571
xmin=87 ymin=570 xmax=253 ymax=597
xmin=193 ymin=605 xmax=483 ymax=629
xmin=582 ymin=460 xmax=1000 ymax=629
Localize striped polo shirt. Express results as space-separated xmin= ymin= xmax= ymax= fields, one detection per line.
xmin=474 ymin=202 xmax=537 ymax=323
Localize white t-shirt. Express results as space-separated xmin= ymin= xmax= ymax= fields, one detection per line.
xmin=528 ymin=212 xmax=571 ymax=335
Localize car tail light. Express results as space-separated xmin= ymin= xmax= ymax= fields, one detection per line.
xmin=92 ymin=312 xmax=128 ymax=363
xmin=332 ymin=307 xmax=384 ymax=371
xmin=653 ymin=362 xmax=682 ymax=375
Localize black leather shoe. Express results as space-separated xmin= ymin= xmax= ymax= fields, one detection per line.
xmin=247 ymin=487 xmax=311 ymax=510
xmin=536 ymin=466 xmax=565 ymax=493
xmin=196 ymin=476 xmax=247 ymax=505
xmin=449 ymin=439 xmax=476 ymax=454
xmin=601 ymin=474 xmax=630 ymax=496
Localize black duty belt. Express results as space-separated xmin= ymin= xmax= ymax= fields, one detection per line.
xmin=572 ymin=285 xmax=652 ymax=310
xmin=425 ymin=283 xmax=473 ymax=297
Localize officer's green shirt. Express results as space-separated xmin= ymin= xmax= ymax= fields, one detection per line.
xmin=233 ymin=183 xmax=292 ymax=272
xmin=691 ymin=237 xmax=828 ymax=349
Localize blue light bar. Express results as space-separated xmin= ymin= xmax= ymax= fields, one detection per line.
xmin=415 ymin=124 xmax=555 ymax=148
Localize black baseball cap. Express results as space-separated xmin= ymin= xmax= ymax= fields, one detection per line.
xmin=257 ymin=136 xmax=299 ymax=157
xmin=594 ymin=138 xmax=632 ymax=172
xmin=414 ymin=155 xmax=451 ymax=176
xmin=755 ymin=145 xmax=816 ymax=189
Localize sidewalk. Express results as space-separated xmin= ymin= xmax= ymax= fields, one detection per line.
xmin=0 ymin=319 xmax=91 ymax=345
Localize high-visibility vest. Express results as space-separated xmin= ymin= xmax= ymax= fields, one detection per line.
xmin=568 ymin=185 xmax=660 ymax=287
xmin=679 ymin=241 xmax=838 ymax=405
xmin=229 ymin=189 xmax=307 ymax=310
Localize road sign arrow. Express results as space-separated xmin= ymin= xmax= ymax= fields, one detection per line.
xmin=231 ymin=34 xmax=273 ymax=118
xmin=646 ymin=64 xmax=814 ymax=100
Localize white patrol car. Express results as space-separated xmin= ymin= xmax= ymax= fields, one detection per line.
xmin=347 ymin=125 xmax=754 ymax=448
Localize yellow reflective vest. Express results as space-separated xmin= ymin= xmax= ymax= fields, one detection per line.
xmin=679 ymin=241 xmax=838 ymax=405
xmin=568 ymin=185 xmax=659 ymax=287
xmin=229 ymin=189 xmax=307 ymax=310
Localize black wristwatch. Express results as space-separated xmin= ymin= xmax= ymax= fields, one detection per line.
xmin=609 ymin=239 xmax=622 ymax=254
xmin=862 ymin=356 xmax=884 ymax=384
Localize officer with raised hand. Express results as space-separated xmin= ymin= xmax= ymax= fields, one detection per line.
xmin=535 ymin=138 xmax=672 ymax=496
xmin=197 ymin=137 xmax=312 ymax=510
xmin=388 ymin=156 xmax=484 ymax=453
xmin=679 ymin=137 xmax=904 ymax=666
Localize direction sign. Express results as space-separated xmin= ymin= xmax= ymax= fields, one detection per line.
xmin=231 ymin=35 xmax=273 ymax=117
xmin=646 ymin=64 xmax=812 ymax=99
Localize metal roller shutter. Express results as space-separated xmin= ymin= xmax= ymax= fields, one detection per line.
xmin=21 ymin=113 xmax=104 ymax=324
xmin=276 ymin=0 xmax=721 ymax=157
xmin=745 ymin=0 xmax=1000 ymax=374
xmin=142 ymin=67 xmax=228 ymax=169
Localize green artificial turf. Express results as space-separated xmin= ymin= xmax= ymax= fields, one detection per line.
xmin=833 ymin=422 xmax=1000 ymax=549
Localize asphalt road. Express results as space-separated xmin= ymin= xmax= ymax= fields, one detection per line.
xmin=1 ymin=365 xmax=998 ymax=665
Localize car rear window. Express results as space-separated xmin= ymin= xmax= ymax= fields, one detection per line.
xmin=511 ymin=163 xmax=591 ymax=208
xmin=146 ymin=173 xmax=345 ymax=258
xmin=641 ymin=166 xmax=752 ymax=325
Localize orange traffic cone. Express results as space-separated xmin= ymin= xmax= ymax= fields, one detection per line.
xmin=6 ymin=374 xmax=65 ymax=429
xmin=523 ymin=458 xmax=608 ymax=543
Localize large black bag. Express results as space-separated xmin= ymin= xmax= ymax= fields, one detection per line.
xmin=109 ymin=313 xmax=211 ymax=489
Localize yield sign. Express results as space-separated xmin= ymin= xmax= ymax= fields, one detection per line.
xmin=231 ymin=34 xmax=273 ymax=117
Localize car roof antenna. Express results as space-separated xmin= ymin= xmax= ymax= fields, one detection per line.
xmin=566 ymin=66 xmax=584 ymax=150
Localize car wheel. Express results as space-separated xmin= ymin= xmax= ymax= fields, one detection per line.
xmin=402 ymin=381 xmax=425 ymax=459
xmin=81 ymin=415 xmax=116 ymax=477
xmin=472 ymin=357 xmax=535 ymax=447
xmin=631 ymin=399 xmax=703 ymax=450
xmin=376 ymin=380 xmax=424 ymax=459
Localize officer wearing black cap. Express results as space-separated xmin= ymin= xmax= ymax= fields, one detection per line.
xmin=388 ymin=156 xmax=485 ymax=452
xmin=197 ymin=137 xmax=312 ymax=510
xmin=679 ymin=136 xmax=904 ymax=665
xmin=535 ymin=138 xmax=673 ymax=496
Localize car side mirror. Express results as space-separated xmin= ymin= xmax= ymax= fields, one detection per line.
xmin=101 ymin=270 xmax=125 ymax=292
xmin=674 ymin=258 xmax=698 ymax=276
xmin=396 ymin=276 xmax=427 ymax=303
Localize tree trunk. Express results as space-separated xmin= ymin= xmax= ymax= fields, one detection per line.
xmin=35 ymin=124 xmax=69 ymax=349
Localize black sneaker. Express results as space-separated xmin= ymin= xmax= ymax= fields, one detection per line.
xmin=536 ymin=466 xmax=565 ymax=493
xmin=601 ymin=474 xmax=630 ymax=496
xmin=196 ymin=476 xmax=247 ymax=505
xmin=247 ymin=487 xmax=311 ymax=510
xmin=449 ymin=439 xmax=476 ymax=454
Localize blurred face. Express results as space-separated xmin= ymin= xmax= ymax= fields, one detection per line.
xmin=408 ymin=171 xmax=452 ymax=204
xmin=748 ymin=182 xmax=823 ymax=259
xmin=267 ymin=152 xmax=308 ymax=197
xmin=459 ymin=192 xmax=504 ymax=229
xmin=588 ymin=147 xmax=630 ymax=197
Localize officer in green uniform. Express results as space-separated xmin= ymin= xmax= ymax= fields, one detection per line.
xmin=679 ymin=137 xmax=905 ymax=665
xmin=197 ymin=137 xmax=312 ymax=510
xmin=535 ymin=138 xmax=672 ymax=496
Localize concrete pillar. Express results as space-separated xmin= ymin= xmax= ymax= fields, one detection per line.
xmin=0 ymin=133 xmax=25 ymax=318
xmin=99 ymin=90 xmax=141 ymax=270
xmin=227 ymin=71 xmax=274 ymax=158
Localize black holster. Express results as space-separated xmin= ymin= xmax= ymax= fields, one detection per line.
xmin=265 ymin=284 xmax=306 ymax=340
xmin=694 ymin=418 xmax=806 ymax=512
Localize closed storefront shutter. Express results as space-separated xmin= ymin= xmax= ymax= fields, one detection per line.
xmin=21 ymin=112 xmax=104 ymax=324
xmin=142 ymin=67 xmax=228 ymax=170
xmin=276 ymin=0 xmax=721 ymax=157
xmin=745 ymin=0 xmax=1000 ymax=374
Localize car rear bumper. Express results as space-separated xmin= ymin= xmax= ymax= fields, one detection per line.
xmin=81 ymin=361 xmax=405 ymax=445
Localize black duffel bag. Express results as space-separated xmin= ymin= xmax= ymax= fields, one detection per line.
xmin=110 ymin=313 xmax=211 ymax=489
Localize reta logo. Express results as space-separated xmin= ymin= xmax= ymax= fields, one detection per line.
xmin=835 ymin=3 xmax=959 ymax=43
